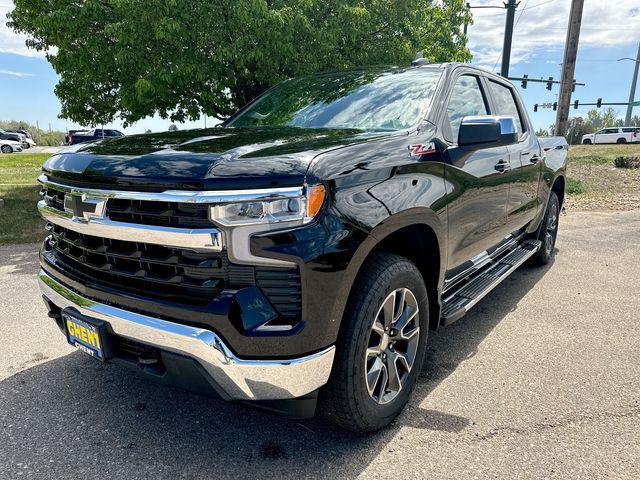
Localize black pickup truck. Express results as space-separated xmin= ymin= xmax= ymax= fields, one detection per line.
xmin=37 ymin=62 xmax=567 ymax=432
xmin=66 ymin=128 xmax=124 ymax=145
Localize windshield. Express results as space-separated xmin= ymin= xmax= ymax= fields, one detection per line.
xmin=226 ymin=68 xmax=442 ymax=131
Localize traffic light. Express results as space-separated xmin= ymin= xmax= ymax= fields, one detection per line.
xmin=533 ymin=104 xmax=538 ymax=112
xmin=596 ymin=98 xmax=602 ymax=108
xmin=553 ymin=102 xmax=558 ymax=111
xmin=572 ymin=81 xmax=576 ymax=92
xmin=574 ymin=100 xmax=579 ymax=109
xmin=546 ymin=77 xmax=554 ymax=90
xmin=521 ymin=74 xmax=528 ymax=89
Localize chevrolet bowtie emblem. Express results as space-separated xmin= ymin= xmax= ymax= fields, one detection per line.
xmin=64 ymin=194 xmax=107 ymax=222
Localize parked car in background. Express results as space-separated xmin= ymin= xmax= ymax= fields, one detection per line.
xmin=67 ymin=128 xmax=124 ymax=145
xmin=581 ymin=127 xmax=639 ymax=144
xmin=0 ymin=128 xmax=28 ymax=149
xmin=5 ymin=129 xmax=35 ymax=148
xmin=0 ymin=139 xmax=23 ymax=153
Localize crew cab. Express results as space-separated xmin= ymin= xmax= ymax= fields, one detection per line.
xmin=581 ymin=127 xmax=639 ymax=144
xmin=37 ymin=63 xmax=567 ymax=432
xmin=66 ymin=128 xmax=124 ymax=145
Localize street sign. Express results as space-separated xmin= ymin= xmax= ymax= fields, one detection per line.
xmin=632 ymin=101 xmax=640 ymax=107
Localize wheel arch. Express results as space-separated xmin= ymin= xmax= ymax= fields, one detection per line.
xmin=551 ymin=173 xmax=565 ymax=208
xmin=331 ymin=208 xmax=446 ymax=336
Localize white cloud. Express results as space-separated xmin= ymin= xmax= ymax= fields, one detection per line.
xmin=0 ymin=1 xmax=47 ymax=57
xmin=0 ymin=68 xmax=34 ymax=76
xmin=468 ymin=0 xmax=640 ymax=70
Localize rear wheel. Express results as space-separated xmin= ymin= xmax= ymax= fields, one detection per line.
xmin=320 ymin=252 xmax=428 ymax=433
xmin=531 ymin=191 xmax=560 ymax=265
xmin=617 ymin=138 xmax=627 ymax=144
xmin=0 ymin=145 xmax=12 ymax=154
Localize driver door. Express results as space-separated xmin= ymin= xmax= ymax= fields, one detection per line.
xmin=442 ymin=73 xmax=511 ymax=270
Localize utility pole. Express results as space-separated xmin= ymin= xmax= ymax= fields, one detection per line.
xmin=500 ymin=0 xmax=518 ymax=77
xmin=554 ymin=0 xmax=584 ymax=136
xmin=623 ymin=43 xmax=640 ymax=126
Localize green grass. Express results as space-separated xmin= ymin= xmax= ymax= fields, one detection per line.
xmin=0 ymin=153 xmax=49 ymax=245
xmin=566 ymin=177 xmax=587 ymax=195
xmin=568 ymin=144 xmax=640 ymax=166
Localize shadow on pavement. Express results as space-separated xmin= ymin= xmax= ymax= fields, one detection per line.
xmin=0 ymin=258 xmax=554 ymax=479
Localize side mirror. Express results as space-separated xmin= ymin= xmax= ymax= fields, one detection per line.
xmin=458 ymin=115 xmax=518 ymax=150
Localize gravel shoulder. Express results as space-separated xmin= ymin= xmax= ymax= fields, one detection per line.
xmin=0 ymin=210 xmax=639 ymax=479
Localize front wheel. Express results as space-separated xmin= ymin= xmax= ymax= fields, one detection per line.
xmin=531 ymin=191 xmax=560 ymax=265
xmin=582 ymin=139 xmax=592 ymax=144
xmin=320 ymin=252 xmax=428 ymax=433
xmin=0 ymin=145 xmax=13 ymax=154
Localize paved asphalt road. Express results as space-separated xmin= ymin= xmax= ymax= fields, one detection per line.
xmin=1 ymin=210 xmax=639 ymax=479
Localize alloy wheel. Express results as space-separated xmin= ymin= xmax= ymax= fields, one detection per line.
xmin=365 ymin=288 xmax=420 ymax=405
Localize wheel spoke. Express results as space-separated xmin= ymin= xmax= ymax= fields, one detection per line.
xmin=366 ymin=357 xmax=385 ymax=397
xmin=371 ymin=319 xmax=385 ymax=337
xmin=394 ymin=289 xmax=406 ymax=321
xmin=394 ymin=350 xmax=411 ymax=373
xmin=381 ymin=292 xmax=395 ymax=328
xmin=385 ymin=354 xmax=402 ymax=393
xmin=366 ymin=346 xmax=380 ymax=359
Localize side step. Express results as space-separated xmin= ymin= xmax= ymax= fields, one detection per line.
xmin=441 ymin=240 xmax=541 ymax=326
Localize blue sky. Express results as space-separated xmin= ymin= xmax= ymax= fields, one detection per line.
xmin=1 ymin=0 xmax=640 ymax=134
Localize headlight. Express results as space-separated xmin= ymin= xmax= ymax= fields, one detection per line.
xmin=210 ymin=184 xmax=325 ymax=227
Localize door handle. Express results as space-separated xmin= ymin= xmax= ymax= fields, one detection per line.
xmin=530 ymin=155 xmax=541 ymax=164
xmin=494 ymin=159 xmax=511 ymax=173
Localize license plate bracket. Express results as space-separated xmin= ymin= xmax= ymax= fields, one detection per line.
xmin=62 ymin=309 xmax=112 ymax=361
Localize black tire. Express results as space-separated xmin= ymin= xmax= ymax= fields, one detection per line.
xmin=531 ymin=191 xmax=560 ymax=265
xmin=617 ymin=138 xmax=627 ymax=144
xmin=582 ymin=139 xmax=591 ymax=144
xmin=0 ymin=145 xmax=13 ymax=154
xmin=320 ymin=251 xmax=429 ymax=433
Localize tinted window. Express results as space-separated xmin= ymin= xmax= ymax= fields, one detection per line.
xmin=446 ymin=76 xmax=488 ymax=142
xmin=227 ymin=68 xmax=443 ymax=131
xmin=488 ymin=80 xmax=525 ymax=137
xmin=622 ymin=128 xmax=637 ymax=133
xmin=602 ymin=128 xmax=617 ymax=134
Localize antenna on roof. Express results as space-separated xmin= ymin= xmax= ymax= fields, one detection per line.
xmin=412 ymin=51 xmax=430 ymax=66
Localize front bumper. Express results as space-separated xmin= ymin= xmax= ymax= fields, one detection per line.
xmin=38 ymin=269 xmax=335 ymax=401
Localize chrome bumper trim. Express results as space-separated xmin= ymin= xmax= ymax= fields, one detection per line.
xmin=38 ymin=269 xmax=335 ymax=401
xmin=38 ymin=200 xmax=224 ymax=251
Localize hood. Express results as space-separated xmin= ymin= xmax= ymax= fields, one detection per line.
xmin=43 ymin=126 xmax=385 ymax=191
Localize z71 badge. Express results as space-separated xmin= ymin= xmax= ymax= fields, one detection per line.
xmin=408 ymin=142 xmax=436 ymax=157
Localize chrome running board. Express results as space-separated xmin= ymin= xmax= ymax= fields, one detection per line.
xmin=441 ymin=240 xmax=541 ymax=325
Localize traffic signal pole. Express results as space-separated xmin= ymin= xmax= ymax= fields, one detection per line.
xmin=555 ymin=0 xmax=584 ymax=136
xmin=500 ymin=0 xmax=518 ymax=77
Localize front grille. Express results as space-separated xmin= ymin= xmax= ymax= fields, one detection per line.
xmin=40 ymin=186 xmax=215 ymax=229
xmin=41 ymin=186 xmax=65 ymax=211
xmin=46 ymin=223 xmax=227 ymax=305
xmin=107 ymin=198 xmax=215 ymax=229
xmin=44 ymin=224 xmax=302 ymax=320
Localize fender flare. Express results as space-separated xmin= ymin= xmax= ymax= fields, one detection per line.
xmin=328 ymin=207 xmax=447 ymax=335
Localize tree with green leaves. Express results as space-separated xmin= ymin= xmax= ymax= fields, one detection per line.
xmin=8 ymin=0 xmax=471 ymax=127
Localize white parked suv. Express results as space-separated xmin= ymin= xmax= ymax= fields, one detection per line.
xmin=0 ymin=139 xmax=23 ymax=153
xmin=582 ymin=127 xmax=639 ymax=144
